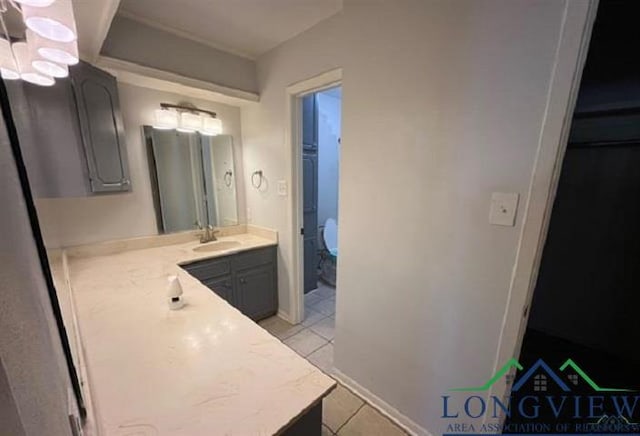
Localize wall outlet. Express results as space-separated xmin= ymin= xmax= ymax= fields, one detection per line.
xmin=489 ymin=192 xmax=519 ymax=226
xmin=277 ymin=180 xmax=288 ymax=197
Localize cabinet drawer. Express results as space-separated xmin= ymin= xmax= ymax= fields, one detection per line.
xmin=183 ymin=258 xmax=231 ymax=281
xmin=232 ymin=246 xmax=276 ymax=270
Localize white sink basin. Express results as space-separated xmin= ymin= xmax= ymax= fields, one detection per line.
xmin=193 ymin=241 xmax=242 ymax=253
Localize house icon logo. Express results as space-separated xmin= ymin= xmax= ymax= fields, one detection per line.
xmin=450 ymin=357 xmax=633 ymax=393
xmin=442 ymin=358 xmax=639 ymax=434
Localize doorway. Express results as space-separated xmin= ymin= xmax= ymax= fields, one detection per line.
xmin=508 ymin=0 xmax=640 ymax=429
xmin=301 ymin=86 xmax=341 ymax=323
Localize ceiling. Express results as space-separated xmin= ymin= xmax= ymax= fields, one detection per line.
xmin=117 ymin=0 xmax=343 ymax=59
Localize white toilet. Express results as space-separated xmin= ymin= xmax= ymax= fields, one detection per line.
xmin=323 ymin=218 xmax=338 ymax=258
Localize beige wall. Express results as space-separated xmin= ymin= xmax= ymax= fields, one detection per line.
xmin=36 ymin=82 xmax=246 ymax=248
xmin=241 ymin=1 xmax=591 ymax=433
xmin=102 ymin=15 xmax=258 ymax=93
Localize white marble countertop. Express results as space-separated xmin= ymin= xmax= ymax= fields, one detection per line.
xmin=62 ymin=233 xmax=335 ymax=435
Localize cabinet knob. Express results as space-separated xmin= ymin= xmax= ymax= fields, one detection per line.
xmin=240 ymin=278 xmax=246 ymax=284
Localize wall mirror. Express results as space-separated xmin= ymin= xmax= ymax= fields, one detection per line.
xmin=144 ymin=126 xmax=238 ymax=233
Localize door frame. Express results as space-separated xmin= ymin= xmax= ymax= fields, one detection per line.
xmin=484 ymin=0 xmax=598 ymax=419
xmin=286 ymin=68 xmax=342 ymax=324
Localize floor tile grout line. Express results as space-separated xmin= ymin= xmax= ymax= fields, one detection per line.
xmin=329 ymin=383 xmax=412 ymax=436
xmin=300 ymin=339 xmax=330 ymax=358
xmin=333 ymin=402 xmax=366 ymax=434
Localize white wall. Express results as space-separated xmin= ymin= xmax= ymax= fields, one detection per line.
xmin=241 ymin=1 xmax=590 ymax=434
xmin=36 ymin=82 xmax=246 ymax=248
xmin=317 ymin=89 xmax=341 ymax=230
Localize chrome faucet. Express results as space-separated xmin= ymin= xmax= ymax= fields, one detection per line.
xmin=199 ymin=225 xmax=219 ymax=243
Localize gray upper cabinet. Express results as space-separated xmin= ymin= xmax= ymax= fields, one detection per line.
xmin=72 ymin=62 xmax=130 ymax=193
xmin=6 ymin=61 xmax=131 ymax=197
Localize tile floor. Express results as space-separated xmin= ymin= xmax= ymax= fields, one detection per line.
xmin=259 ymin=282 xmax=408 ymax=435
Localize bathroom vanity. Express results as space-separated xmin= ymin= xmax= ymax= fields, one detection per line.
xmin=55 ymin=230 xmax=335 ymax=435
xmin=182 ymin=245 xmax=278 ymax=321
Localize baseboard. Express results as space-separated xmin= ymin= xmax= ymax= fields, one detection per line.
xmin=332 ymin=368 xmax=433 ymax=436
xmin=277 ymin=309 xmax=293 ymax=324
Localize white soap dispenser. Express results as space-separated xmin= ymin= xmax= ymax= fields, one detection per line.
xmin=167 ymin=275 xmax=185 ymax=310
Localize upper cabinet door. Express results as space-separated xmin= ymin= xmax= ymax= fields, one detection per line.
xmin=302 ymin=94 xmax=318 ymax=151
xmin=72 ymin=62 xmax=131 ymax=193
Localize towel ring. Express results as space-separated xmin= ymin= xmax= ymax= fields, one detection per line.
xmin=224 ymin=170 xmax=233 ymax=187
xmin=251 ymin=170 xmax=264 ymax=189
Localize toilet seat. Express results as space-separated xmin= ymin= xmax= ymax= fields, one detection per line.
xmin=323 ymin=218 xmax=338 ymax=257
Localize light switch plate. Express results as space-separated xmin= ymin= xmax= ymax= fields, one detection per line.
xmin=277 ymin=180 xmax=288 ymax=197
xmin=489 ymin=192 xmax=519 ymax=226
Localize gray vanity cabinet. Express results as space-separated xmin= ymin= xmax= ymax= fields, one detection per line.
xmin=182 ymin=246 xmax=278 ymax=321
xmin=6 ymin=61 xmax=130 ymax=197
xmin=202 ymin=277 xmax=235 ymax=305
xmin=235 ymin=265 xmax=277 ymax=321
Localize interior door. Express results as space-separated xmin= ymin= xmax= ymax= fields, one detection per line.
xmin=302 ymin=94 xmax=319 ymax=293
xmin=303 ymin=152 xmax=318 ymax=293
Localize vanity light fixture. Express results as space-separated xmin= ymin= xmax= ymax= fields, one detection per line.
xmin=0 ymin=0 xmax=79 ymax=86
xmin=178 ymin=111 xmax=202 ymax=133
xmin=27 ymin=30 xmax=67 ymax=77
xmin=154 ymin=103 xmax=223 ymax=136
xmin=28 ymin=29 xmax=78 ymax=65
xmin=200 ymin=116 xmax=222 ymax=136
xmin=153 ymin=109 xmax=179 ymax=130
xmin=13 ymin=41 xmax=54 ymax=86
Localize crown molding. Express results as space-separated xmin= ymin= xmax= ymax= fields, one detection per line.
xmin=96 ymin=56 xmax=259 ymax=106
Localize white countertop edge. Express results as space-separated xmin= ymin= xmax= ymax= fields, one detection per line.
xmin=56 ymin=231 xmax=335 ymax=435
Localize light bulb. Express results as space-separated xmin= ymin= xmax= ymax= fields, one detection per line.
xmin=0 ymin=38 xmax=19 ymax=80
xmin=178 ymin=112 xmax=202 ymax=132
xmin=13 ymin=42 xmax=55 ymax=86
xmin=27 ymin=29 xmax=78 ymax=65
xmin=32 ymin=59 xmax=68 ymax=78
xmin=154 ymin=109 xmax=179 ymax=130
xmin=200 ymin=117 xmax=222 ymax=136
xmin=27 ymin=30 xmax=68 ymax=78
xmin=23 ymin=0 xmax=78 ymax=43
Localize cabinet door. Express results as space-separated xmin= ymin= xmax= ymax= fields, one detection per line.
xmin=203 ymin=276 xmax=235 ymax=306
xmin=235 ymin=265 xmax=277 ymax=321
xmin=7 ymin=80 xmax=90 ymax=197
xmin=71 ymin=62 xmax=131 ymax=193
xmin=302 ymin=94 xmax=318 ymax=151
